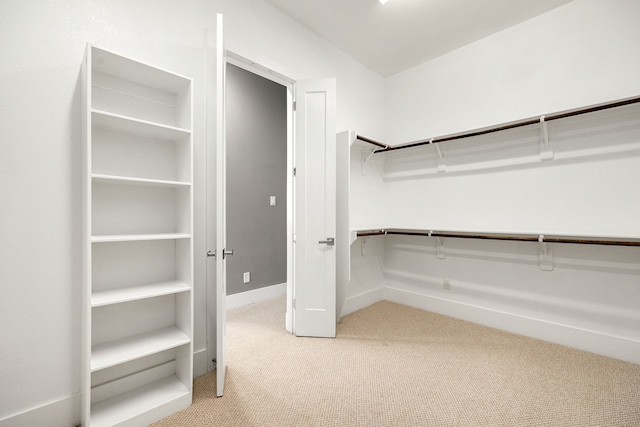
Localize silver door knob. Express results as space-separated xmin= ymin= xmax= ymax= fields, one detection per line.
xmin=223 ymin=248 xmax=234 ymax=259
xmin=318 ymin=237 xmax=335 ymax=246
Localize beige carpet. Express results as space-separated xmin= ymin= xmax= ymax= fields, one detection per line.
xmin=153 ymin=298 xmax=640 ymax=426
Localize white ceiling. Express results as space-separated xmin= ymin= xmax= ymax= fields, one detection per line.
xmin=264 ymin=0 xmax=574 ymax=77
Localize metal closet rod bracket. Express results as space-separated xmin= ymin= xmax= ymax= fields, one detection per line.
xmin=539 ymin=115 xmax=553 ymax=161
xmin=356 ymin=135 xmax=389 ymax=176
xmin=428 ymin=230 xmax=446 ymax=259
xmin=538 ymin=234 xmax=554 ymax=271
xmin=429 ymin=138 xmax=446 ymax=173
xmin=361 ymin=148 xmax=377 ymax=176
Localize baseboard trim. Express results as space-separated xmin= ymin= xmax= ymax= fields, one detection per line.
xmin=226 ymin=283 xmax=287 ymax=310
xmin=0 ymin=393 xmax=80 ymax=427
xmin=384 ymin=286 xmax=640 ymax=365
xmin=193 ymin=347 xmax=210 ymax=378
xmin=340 ymin=287 xmax=386 ymax=319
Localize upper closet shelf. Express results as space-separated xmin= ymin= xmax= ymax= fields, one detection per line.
xmin=92 ymin=110 xmax=190 ymax=140
xmin=356 ymin=94 xmax=640 ymax=153
xmin=91 ymin=233 xmax=191 ymax=243
xmin=92 ymin=47 xmax=190 ymax=94
xmin=355 ymin=228 xmax=640 ymax=247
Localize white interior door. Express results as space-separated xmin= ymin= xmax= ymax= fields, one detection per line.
xmin=294 ymin=79 xmax=337 ymax=338
xmin=214 ymin=14 xmax=227 ymax=398
xmin=206 ymin=14 xmax=227 ymax=398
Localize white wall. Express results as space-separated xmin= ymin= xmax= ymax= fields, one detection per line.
xmin=217 ymin=0 xmax=386 ymax=139
xmin=379 ymin=0 xmax=640 ymax=364
xmin=0 ymin=0 xmax=384 ymax=425
xmin=1 ymin=1 xmax=214 ymax=425
xmin=385 ymin=0 xmax=640 ymax=143
xmin=225 ymin=64 xmax=288 ymax=296
xmin=6 ymin=0 xmax=638 ymax=423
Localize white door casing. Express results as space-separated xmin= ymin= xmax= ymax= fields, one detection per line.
xmin=294 ymin=79 xmax=337 ymax=338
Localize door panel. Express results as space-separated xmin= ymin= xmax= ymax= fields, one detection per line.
xmin=206 ymin=13 xmax=227 ymax=398
xmin=215 ymin=13 xmax=226 ymax=398
xmin=294 ymin=79 xmax=337 ymax=338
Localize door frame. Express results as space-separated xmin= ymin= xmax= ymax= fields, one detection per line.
xmin=207 ymin=45 xmax=339 ymax=396
xmin=221 ymin=50 xmax=297 ymax=333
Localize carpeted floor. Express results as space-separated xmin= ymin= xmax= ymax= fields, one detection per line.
xmin=152 ymin=297 xmax=640 ymax=426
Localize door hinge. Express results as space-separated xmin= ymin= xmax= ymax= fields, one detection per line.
xmin=293 ymin=167 xmax=296 ymax=177
xmin=293 ymin=101 xmax=296 ymax=111
xmin=292 ymin=299 xmax=296 ymax=309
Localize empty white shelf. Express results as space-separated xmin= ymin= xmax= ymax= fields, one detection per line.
xmin=90 ymin=375 xmax=190 ymax=427
xmin=92 ymin=280 xmax=190 ymax=307
xmin=92 ymin=109 xmax=190 ymax=141
xmin=91 ymin=326 xmax=190 ymax=372
xmin=353 ymin=227 xmax=640 ymax=247
xmin=92 ymin=46 xmax=190 ymax=93
xmin=91 ymin=233 xmax=191 ymax=243
xmin=92 ymin=174 xmax=190 ymax=188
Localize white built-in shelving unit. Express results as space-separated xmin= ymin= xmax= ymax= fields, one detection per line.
xmin=82 ymin=45 xmax=193 ymax=426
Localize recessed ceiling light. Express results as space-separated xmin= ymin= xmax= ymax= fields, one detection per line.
xmin=379 ymin=0 xmax=390 ymax=4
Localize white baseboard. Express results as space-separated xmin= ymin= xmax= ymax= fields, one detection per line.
xmin=193 ymin=347 xmax=210 ymax=378
xmin=384 ymin=286 xmax=640 ymax=365
xmin=340 ymin=286 xmax=386 ymax=320
xmin=0 ymin=393 xmax=80 ymax=427
xmin=226 ymin=283 xmax=287 ymax=310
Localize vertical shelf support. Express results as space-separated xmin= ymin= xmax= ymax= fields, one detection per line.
xmin=539 ymin=115 xmax=554 ymax=160
xmin=430 ymin=138 xmax=446 ymax=172
xmin=538 ymin=234 xmax=554 ymax=271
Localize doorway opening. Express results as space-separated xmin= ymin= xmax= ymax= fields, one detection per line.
xmin=224 ymin=53 xmax=295 ymax=330
xmin=210 ymin=43 xmax=337 ymax=396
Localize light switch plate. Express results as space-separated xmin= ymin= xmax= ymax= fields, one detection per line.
xmin=270 ymin=196 xmax=276 ymax=206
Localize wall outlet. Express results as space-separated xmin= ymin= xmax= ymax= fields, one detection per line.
xmin=443 ymin=279 xmax=452 ymax=290
xmin=243 ymin=272 xmax=251 ymax=283
xmin=270 ymin=195 xmax=276 ymax=206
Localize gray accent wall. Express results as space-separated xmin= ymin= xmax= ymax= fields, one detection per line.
xmin=225 ymin=63 xmax=287 ymax=295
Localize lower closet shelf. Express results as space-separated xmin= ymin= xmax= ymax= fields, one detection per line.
xmin=91 ymin=327 xmax=190 ymax=372
xmin=91 ymin=375 xmax=190 ymax=427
